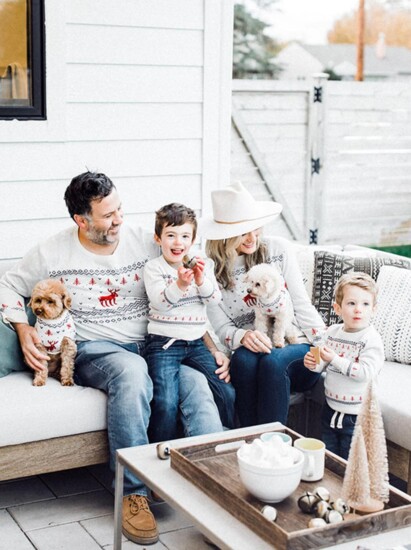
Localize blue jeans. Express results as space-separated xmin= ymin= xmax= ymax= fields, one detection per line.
xmin=145 ymin=335 xmax=236 ymax=442
xmin=75 ymin=339 xmax=223 ymax=496
xmin=322 ymin=402 xmax=357 ymax=460
xmin=230 ymin=343 xmax=320 ymax=427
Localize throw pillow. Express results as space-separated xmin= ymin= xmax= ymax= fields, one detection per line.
xmin=0 ymin=308 xmax=35 ymax=378
xmin=312 ymin=251 xmax=411 ymax=325
xmin=374 ymin=266 xmax=411 ymax=364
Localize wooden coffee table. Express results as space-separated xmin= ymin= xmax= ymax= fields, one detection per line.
xmin=113 ymin=423 xmax=411 ymax=550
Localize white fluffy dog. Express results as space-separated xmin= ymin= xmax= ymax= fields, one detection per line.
xmin=244 ymin=263 xmax=298 ymax=348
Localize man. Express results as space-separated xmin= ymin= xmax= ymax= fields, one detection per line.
xmin=0 ymin=172 xmax=230 ymax=545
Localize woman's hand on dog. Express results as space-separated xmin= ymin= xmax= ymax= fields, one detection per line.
xmin=241 ymin=330 xmax=272 ymax=354
xmin=14 ymin=323 xmax=49 ymax=372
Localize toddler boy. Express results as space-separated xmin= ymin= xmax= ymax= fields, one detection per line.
xmin=304 ymin=272 xmax=384 ymax=459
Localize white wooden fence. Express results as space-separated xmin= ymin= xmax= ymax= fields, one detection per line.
xmin=231 ymin=78 xmax=411 ymax=247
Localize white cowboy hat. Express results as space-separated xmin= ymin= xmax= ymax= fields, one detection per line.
xmin=198 ymin=182 xmax=282 ymax=240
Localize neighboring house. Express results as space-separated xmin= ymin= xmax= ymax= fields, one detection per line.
xmin=0 ymin=0 xmax=233 ymax=270
xmin=275 ymin=43 xmax=324 ymax=80
xmin=276 ymin=39 xmax=411 ymax=81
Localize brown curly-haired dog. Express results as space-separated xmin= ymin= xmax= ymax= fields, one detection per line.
xmin=28 ymin=279 xmax=77 ymax=386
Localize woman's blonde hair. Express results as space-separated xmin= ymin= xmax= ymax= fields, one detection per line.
xmin=206 ymin=235 xmax=268 ymax=289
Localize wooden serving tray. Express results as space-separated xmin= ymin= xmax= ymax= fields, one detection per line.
xmin=170 ymin=427 xmax=411 ymax=549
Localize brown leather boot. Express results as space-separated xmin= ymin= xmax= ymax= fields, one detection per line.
xmin=122 ymin=494 xmax=159 ymax=545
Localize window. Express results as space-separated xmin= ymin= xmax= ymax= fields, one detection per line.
xmin=0 ymin=0 xmax=45 ymax=119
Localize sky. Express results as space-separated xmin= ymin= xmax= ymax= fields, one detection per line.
xmin=246 ymin=0 xmax=361 ymax=45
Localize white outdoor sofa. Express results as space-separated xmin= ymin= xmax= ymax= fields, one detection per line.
xmin=1 ymin=244 xmax=410 ymax=493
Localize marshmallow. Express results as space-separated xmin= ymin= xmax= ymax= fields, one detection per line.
xmin=238 ymin=438 xmax=295 ymax=469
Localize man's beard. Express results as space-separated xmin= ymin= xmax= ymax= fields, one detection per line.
xmin=86 ymin=226 xmax=119 ymax=246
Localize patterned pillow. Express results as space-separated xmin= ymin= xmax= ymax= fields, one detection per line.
xmin=312 ymin=251 xmax=411 ymax=325
xmin=374 ymin=266 xmax=411 ymax=364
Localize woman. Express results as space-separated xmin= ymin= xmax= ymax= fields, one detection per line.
xmin=200 ymin=182 xmax=325 ymax=427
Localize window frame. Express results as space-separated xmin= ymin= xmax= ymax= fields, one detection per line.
xmin=0 ymin=0 xmax=46 ymax=120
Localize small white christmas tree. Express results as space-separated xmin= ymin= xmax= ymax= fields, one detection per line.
xmin=357 ymin=379 xmax=390 ymax=503
xmin=342 ymin=380 xmax=389 ymax=514
xmin=342 ymin=425 xmax=371 ymax=509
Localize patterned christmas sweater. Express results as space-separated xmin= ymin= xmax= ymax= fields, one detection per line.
xmin=207 ymin=236 xmax=325 ymax=351
xmin=144 ymin=255 xmax=221 ymax=340
xmin=35 ymin=309 xmax=76 ymax=354
xmin=0 ymin=225 xmax=158 ymax=343
xmin=316 ymin=324 xmax=384 ymax=414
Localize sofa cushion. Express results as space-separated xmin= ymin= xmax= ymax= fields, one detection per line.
xmin=378 ymin=361 xmax=411 ymax=450
xmin=312 ymin=251 xmax=411 ymax=325
xmin=0 ymin=309 xmax=36 ymax=378
xmin=0 ymin=372 xmax=107 ymax=446
xmin=374 ymin=266 xmax=411 ymax=365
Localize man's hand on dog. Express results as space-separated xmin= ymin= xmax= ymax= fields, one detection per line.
xmin=241 ymin=330 xmax=272 ymax=354
xmin=14 ymin=323 xmax=49 ymax=372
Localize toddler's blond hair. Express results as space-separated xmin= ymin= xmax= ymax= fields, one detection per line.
xmin=334 ymin=272 xmax=378 ymax=306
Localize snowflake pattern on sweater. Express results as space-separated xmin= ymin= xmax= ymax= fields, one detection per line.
xmin=144 ymin=255 xmax=221 ymax=340
xmin=51 ymin=260 xmax=149 ymax=327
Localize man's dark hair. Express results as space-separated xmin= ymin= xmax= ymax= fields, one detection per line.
xmin=64 ymin=171 xmax=115 ymax=219
xmin=155 ymin=203 xmax=197 ymax=240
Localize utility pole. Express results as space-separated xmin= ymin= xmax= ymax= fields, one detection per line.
xmin=356 ymin=0 xmax=365 ymax=81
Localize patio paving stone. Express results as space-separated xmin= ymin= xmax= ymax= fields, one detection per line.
xmin=0 ymin=477 xmax=54 ymax=509
xmin=39 ymin=467 xmax=104 ymax=497
xmin=159 ymin=526 xmax=214 ymax=549
xmin=26 ymin=522 xmax=102 ymax=550
xmin=81 ymin=514 xmax=126 ymax=547
xmin=1 ymin=468 xmax=218 ymax=548
xmin=151 ymin=500 xmax=194 ymax=533
xmin=87 ymin=463 xmax=114 ymax=492
xmin=8 ymin=490 xmax=113 ymax=531
xmin=112 ymin=540 xmax=167 ymax=549
xmin=0 ymin=509 xmax=34 ymax=550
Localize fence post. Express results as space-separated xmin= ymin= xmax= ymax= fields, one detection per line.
xmin=305 ymin=72 xmax=329 ymax=244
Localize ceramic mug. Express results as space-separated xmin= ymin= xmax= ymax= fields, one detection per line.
xmin=260 ymin=432 xmax=292 ymax=446
xmin=294 ymin=438 xmax=325 ymax=482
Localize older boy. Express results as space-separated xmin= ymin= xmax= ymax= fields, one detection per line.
xmin=304 ymin=272 xmax=385 ymax=459
xmin=144 ymin=203 xmax=236 ymax=442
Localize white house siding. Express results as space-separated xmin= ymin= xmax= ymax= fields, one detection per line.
xmin=0 ymin=0 xmax=233 ymax=269
xmin=231 ymin=79 xmax=411 ymax=248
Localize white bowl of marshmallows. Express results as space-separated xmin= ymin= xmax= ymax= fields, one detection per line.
xmin=237 ymin=435 xmax=304 ymax=503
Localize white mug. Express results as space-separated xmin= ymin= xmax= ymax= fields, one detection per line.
xmin=294 ymin=438 xmax=325 ymax=482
